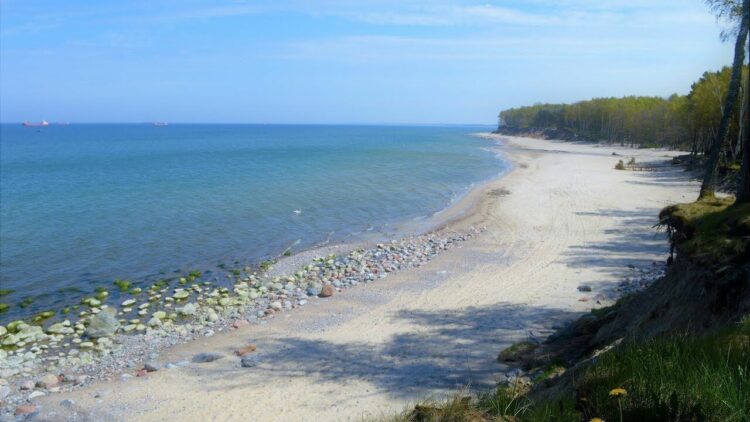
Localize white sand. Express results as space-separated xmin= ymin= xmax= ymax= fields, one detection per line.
xmin=35 ymin=136 xmax=699 ymax=421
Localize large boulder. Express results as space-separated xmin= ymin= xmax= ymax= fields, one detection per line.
xmin=85 ymin=308 xmax=120 ymax=338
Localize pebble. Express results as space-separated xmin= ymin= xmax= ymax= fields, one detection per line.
xmin=231 ymin=320 xmax=249 ymax=329
xmin=36 ymin=373 xmax=60 ymax=389
xmin=14 ymin=404 xmax=36 ymax=416
xmin=0 ymin=228 xmax=485 ymax=417
xmin=191 ymin=352 xmax=224 ymax=363
xmin=319 ymin=285 xmax=334 ymax=298
xmin=28 ymin=390 xmax=46 ymax=400
xmin=240 ymin=355 xmax=259 ymax=368
xmin=233 ymin=345 xmax=256 ymax=356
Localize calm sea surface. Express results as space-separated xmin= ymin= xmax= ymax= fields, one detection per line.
xmin=0 ymin=124 xmax=505 ymax=321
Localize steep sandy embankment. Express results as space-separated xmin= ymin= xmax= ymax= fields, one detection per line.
xmin=33 ymin=136 xmax=699 ymax=421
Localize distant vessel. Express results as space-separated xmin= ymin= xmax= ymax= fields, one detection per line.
xmin=152 ymin=122 xmax=169 ymax=126
xmin=22 ymin=120 xmax=49 ymax=127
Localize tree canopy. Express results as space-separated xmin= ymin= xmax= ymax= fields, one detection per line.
xmin=498 ymin=66 xmax=747 ymax=155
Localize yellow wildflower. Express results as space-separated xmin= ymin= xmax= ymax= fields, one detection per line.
xmin=609 ymin=387 xmax=627 ymax=397
xmin=590 ymin=418 xmax=605 ymax=422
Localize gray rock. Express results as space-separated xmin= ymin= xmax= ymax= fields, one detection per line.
xmin=144 ymin=362 xmax=161 ymax=372
xmin=60 ymin=399 xmax=76 ymax=408
xmin=0 ymin=385 xmax=10 ymax=400
xmin=240 ymin=355 xmax=259 ymax=368
xmin=28 ymin=390 xmax=46 ymax=400
xmin=178 ymin=303 xmax=197 ymax=316
xmin=85 ymin=308 xmax=120 ymax=338
xmin=191 ymin=352 xmax=224 ymax=363
xmin=577 ymin=285 xmax=592 ymax=292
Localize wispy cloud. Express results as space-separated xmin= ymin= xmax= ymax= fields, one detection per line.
xmin=278 ymin=33 xmax=707 ymax=63
xmin=330 ymin=3 xmax=713 ymax=28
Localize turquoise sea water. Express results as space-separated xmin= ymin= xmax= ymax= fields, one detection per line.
xmin=0 ymin=124 xmax=505 ymax=321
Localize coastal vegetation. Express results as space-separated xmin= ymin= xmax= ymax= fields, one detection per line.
xmin=386 ymin=187 xmax=750 ymax=422
xmin=500 ymin=0 xmax=749 ymax=202
xmin=394 ymin=1 xmax=750 ymax=420
xmin=498 ymin=66 xmax=747 ymax=154
xmin=388 ymin=320 xmax=750 ymax=422
xmin=499 ymin=0 xmax=750 ymax=201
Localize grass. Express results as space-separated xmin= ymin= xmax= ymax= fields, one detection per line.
xmin=381 ymin=320 xmax=750 ymax=422
xmin=659 ymin=197 xmax=749 ymax=264
xmin=496 ymin=341 xmax=537 ymax=363
xmin=575 ymin=319 xmax=750 ymax=422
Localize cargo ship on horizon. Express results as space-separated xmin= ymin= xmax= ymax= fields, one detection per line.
xmin=22 ymin=120 xmax=49 ymax=127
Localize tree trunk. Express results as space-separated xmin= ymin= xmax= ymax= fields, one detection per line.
xmin=699 ymin=0 xmax=750 ymax=199
xmin=739 ymin=17 xmax=750 ymax=202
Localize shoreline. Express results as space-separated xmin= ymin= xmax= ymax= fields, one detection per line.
xmin=0 ymin=132 xmax=506 ymax=324
xmin=0 ymin=135 xmax=511 ymax=418
xmin=2 ymin=135 xmax=699 ymax=420
xmin=268 ymin=134 xmax=511 ymax=277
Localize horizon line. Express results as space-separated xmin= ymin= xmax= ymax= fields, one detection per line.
xmin=0 ymin=122 xmax=498 ymax=127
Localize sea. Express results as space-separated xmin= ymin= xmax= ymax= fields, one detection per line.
xmin=0 ymin=124 xmax=506 ymax=322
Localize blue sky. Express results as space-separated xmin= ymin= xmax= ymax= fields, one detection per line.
xmin=0 ymin=0 xmax=735 ymax=124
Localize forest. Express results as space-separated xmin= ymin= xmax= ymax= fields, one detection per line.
xmin=498 ymin=66 xmax=748 ymax=160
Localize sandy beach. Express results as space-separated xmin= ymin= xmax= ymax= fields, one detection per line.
xmin=29 ymin=135 xmax=699 ymax=421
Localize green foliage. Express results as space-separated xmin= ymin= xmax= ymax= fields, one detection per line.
xmin=497 ymin=341 xmax=537 ymax=362
xmin=660 ymin=197 xmax=748 ymax=264
xmin=614 ymin=160 xmax=626 ymax=170
xmin=575 ymin=321 xmax=750 ymax=422
xmin=283 ymin=248 xmax=293 ymax=257
xmin=380 ymin=321 xmax=750 ymax=422
xmin=0 ymin=289 xmax=14 ymax=297
xmin=0 ymin=303 xmax=9 ymax=313
xmin=499 ymin=66 xmax=748 ymax=153
xmin=18 ymin=297 xmax=34 ymax=308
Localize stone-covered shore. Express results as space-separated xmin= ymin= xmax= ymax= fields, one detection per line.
xmin=0 ymin=228 xmax=484 ymax=419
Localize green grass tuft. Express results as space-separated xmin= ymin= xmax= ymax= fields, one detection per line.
xmin=660 ymin=197 xmax=749 ymax=264
xmin=575 ymin=320 xmax=750 ymax=421
xmin=497 ymin=341 xmax=537 ymax=363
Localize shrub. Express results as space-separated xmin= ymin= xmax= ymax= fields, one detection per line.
xmin=615 ymin=160 xmax=626 ymax=170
